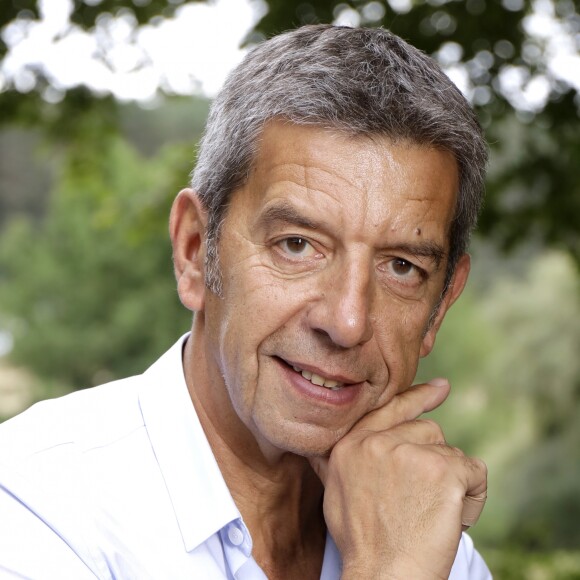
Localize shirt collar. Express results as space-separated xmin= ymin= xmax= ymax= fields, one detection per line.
xmin=138 ymin=333 xmax=343 ymax=578
xmin=138 ymin=333 xmax=241 ymax=552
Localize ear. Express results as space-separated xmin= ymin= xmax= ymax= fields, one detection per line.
xmin=420 ymin=253 xmax=470 ymax=358
xmin=169 ymin=188 xmax=208 ymax=312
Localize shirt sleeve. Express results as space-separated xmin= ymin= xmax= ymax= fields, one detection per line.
xmin=449 ymin=532 xmax=492 ymax=580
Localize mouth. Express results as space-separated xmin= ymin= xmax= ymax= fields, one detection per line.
xmin=274 ymin=356 xmax=365 ymax=407
xmin=276 ymin=356 xmax=362 ymax=391
xmin=289 ymin=364 xmax=344 ymax=390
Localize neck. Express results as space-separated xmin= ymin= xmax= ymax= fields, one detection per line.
xmin=183 ymin=320 xmax=327 ymax=578
xmin=215 ymin=437 xmax=326 ymax=574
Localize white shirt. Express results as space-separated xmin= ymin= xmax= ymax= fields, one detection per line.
xmin=0 ymin=335 xmax=491 ymax=579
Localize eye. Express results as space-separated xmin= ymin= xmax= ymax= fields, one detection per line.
xmin=278 ymin=237 xmax=317 ymax=258
xmin=378 ymin=257 xmax=426 ymax=288
xmin=390 ymin=258 xmax=415 ymax=277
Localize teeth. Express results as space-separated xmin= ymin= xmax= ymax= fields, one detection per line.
xmin=310 ymin=373 xmax=324 ymax=386
xmin=291 ymin=364 xmax=343 ymax=389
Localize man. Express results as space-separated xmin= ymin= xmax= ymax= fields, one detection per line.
xmin=0 ymin=25 xmax=489 ymax=579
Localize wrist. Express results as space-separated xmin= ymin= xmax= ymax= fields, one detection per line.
xmin=341 ymin=558 xmax=445 ymax=580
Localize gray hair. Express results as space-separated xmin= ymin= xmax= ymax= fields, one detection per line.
xmin=192 ymin=24 xmax=487 ymax=296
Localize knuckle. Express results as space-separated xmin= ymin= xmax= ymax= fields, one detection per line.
xmin=473 ymin=456 xmax=488 ymax=477
xmin=447 ymin=445 xmax=464 ymax=456
xmin=391 ymin=441 xmax=425 ymax=471
xmin=359 ymin=432 xmax=389 ymax=459
xmin=417 ymin=418 xmax=445 ymax=442
xmin=389 ymin=443 xmax=455 ymax=483
xmin=331 ymin=436 xmax=353 ymax=460
xmin=425 ymin=452 xmax=449 ymax=479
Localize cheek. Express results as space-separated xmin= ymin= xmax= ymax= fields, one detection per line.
xmin=225 ymin=257 xmax=320 ymax=324
xmin=376 ymin=297 xmax=433 ymax=343
xmin=374 ymin=300 xmax=434 ymax=385
xmin=215 ymin=265 xmax=313 ymax=373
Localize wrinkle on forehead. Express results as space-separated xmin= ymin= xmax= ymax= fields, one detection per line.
xmin=244 ymin=121 xmax=458 ymax=243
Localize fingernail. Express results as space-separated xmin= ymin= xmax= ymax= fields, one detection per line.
xmin=428 ymin=377 xmax=449 ymax=387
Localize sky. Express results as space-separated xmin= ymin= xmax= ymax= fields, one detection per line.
xmin=1 ymin=0 xmax=579 ymax=112
xmin=1 ymin=0 xmax=264 ymax=101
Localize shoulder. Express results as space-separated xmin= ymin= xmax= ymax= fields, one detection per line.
xmin=0 ymin=375 xmax=151 ymax=579
xmin=0 ymin=374 xmax=145 ymax=467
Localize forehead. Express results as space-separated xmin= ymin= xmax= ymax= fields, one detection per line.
xmin=237 ymin=121 xmax=459 ymax=241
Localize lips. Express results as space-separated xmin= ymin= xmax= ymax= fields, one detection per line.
xmin=279 ymin=356 xmax=363 ymax=391
xmin=274 ymin=356 xmax=365 ymax=406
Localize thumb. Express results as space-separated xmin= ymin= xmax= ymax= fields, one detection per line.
xmin=308 ymin=455 xmax=329 ymax=486
xmin=352 ymin=377 xmax=451 ymax=434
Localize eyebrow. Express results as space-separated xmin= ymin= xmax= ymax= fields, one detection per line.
xmin=385 ymin=242 xmax=446 ymax=269
xmin=257 ymin=201 xmax=320 ymax=231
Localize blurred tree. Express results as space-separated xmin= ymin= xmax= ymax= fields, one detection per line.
xmin=0 ymin=125 xmax=52 ymax=228
xmin=483 ymin=251 xmax=580 ymax=550
xmin=1 ymin=0 xmax=579 ymax=262
xmin=418 ymin=249 xmax=580 ymax=552
xmin=0 ymin=114 xmax=194 ymax=387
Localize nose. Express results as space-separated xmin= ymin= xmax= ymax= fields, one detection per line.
xmin=307 ymin=257 xmax=374 ymax=348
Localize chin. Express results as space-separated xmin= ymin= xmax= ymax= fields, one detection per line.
xmin=254 ymin=417 xmax=347 ymax=459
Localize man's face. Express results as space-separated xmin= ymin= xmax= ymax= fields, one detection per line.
xmin=197 ymin=122 xmax=466 ymax=458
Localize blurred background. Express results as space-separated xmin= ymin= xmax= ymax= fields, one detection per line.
xmin=0 ymin=0 xmax=579 ymax=577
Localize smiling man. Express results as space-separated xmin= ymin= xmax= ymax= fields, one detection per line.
xmin=0 ymin=25 xmax=489 ymax=579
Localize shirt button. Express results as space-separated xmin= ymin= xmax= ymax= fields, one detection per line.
xmin=228 ymin=525 xmax=244 ymax=546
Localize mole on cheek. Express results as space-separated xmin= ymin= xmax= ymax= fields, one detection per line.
xmin=414 ymin=227 xmax=422 ymax=236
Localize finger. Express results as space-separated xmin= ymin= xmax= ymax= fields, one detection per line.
xmin=311 ymin=418 xmax=450 ymax=487
xmin=464 ymin=456 xmax=488 ymax=498
xmin=420 ymin=446 xmax=488 ymax=528
xmin=452 ymin=454 xmax=488 ymax=529
xmin=374 ymin=419 xmax=447 ymax=445
xmin=462 ymin=490 xmax=487 ymax=528
xmin=310 ymin=379 xmax=452 ymax=487
xmin=308 ymin=455 xmax=329 ymax=485
xmin=353 ymin=378 xmax=451 ymax=434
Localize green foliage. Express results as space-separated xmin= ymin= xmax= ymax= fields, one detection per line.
xmin=0 ymin=125 xmax=51 ymax=227
xmin=483 ymin=106 xmax=580 ymax=266
xmin=418 ymin=248 xmax=580 ymax=554
xmin=503 ymin=420 xmax=580 ymax=550
xmin=68 ymin=0 xmax=192 ymax=28
xmin=483 ymin=252 xmax=580 ymax=550
xmin=0 ymin=129 xmax=193 ymax=388
xmin=485 ymin=251 xmax=580 ymax=436
xmin=484 ymin=549 xmax=580 ymax=579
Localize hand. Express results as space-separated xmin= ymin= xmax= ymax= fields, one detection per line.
xmin=309 ymin=379 xmax=487 ymax=579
